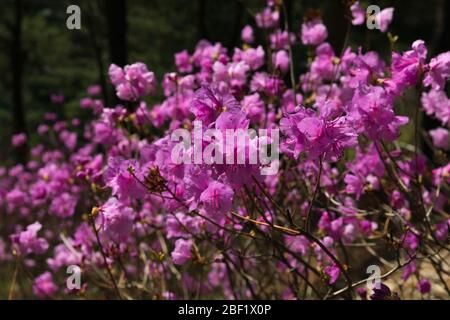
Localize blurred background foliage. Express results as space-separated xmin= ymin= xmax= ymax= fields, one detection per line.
xmin=0 ymin=0 xmax=448 ymax=165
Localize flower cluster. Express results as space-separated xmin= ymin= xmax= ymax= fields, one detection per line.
xmin=1 ymin=1 xmax=449 ymax=300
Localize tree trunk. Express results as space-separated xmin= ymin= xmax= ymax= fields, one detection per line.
xmin=227 ymin=0 xmax=243 ymax=49
xmin=106 ymin=0 xmax=128 ymax=67
xmin=87 ymin=0 xmax=109 ymax=107
xmin=198 ymin=0 xmax=209 ymax=41
xmin=105 ymin=0 xmax=128 ymax=106
xmin=11 ymin=0 xmax=27 ymax=163
xmin=324 ymin=0 xmax=347 ymax=52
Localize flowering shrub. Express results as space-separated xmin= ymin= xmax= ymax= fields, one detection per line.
xmin=1 ymin=1 xmax=449 ymax=300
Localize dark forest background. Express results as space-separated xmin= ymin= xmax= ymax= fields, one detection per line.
xmin=0 ymin=0 xmax=449 ymax=165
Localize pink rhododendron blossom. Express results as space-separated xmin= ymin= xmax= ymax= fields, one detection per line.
xmin=270 ymin=30 xmax=295 ymax=50
xmin=175 ymin=50 xmax=193 ymax=73
xmin=241 ymin=25 xmax=254 ymax=43
xmin=375 ymin=7 xmax=394 ymax=33
xmin=423 ymin=52 xmax=450 ymax=90
xmin=98 ymin=198 xmax=134 ymax=242
xmin=171 ymin=238 xmax=193 ymax=265
xmin=349 ymin=85 xmax=408 ymax=141
xmin=386 ymin=40 xmax=428 ymax=96
xmin=429 ymin=127 xmax=449 ymax=150
xmin=418 ymin=279 xmax=431 ymax=294
xmin=1 ymin=3 xmax=449 ymax=300
xmin=190 ymin=86 xmax=239 ymax=125
xmin=273 ymin=50 xmax=289 ymax=74
xmin=11 ymin=133 xmax=27 ymax=147
xmin=50 ymin=94 xmax=64 ymax=104
xmin=301 ymin=19 xmax=328 ymax=46
xmin=350 ymin=2 xmax=365 ymax=25
xmin=11 ymin=222 xmax=49 ymax=255
xmin=104 ymin=157 xmax=146 ymax=200
xmin=49 ymin=193 xmax=77 ymax=217
xmin=280 ymin=107 xmax=357 ymax=161
xmin=108 ymin=62 xmax=157 ymax=101
xmin=421 ymin=89 xmax=450 ymax=125
xmin=33 ymin=272 xmax=57 ymax=298
xmin=233 ymin=46 xmax=265 ymax=70
xmin=200 ymin=181 xmax=234 ymax=217
xmin=324 ymin=264 xmax=340 ymax=284
xmin=255 ymin=7 xmax=279 ymax=29
xmin=87 ymin=85 xmax=102 ymax=96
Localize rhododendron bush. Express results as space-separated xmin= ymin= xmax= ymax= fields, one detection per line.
xmin=2 ymin=1 xmax=450 ymax=300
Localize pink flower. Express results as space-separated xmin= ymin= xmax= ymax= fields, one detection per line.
xmin=172 ymin=238 xmax=193 ymax=265
xmin=301 ymin=19 xmax=328 ymax=46
xmin=324 ymin=264 xmax=340 ymax=284
xmin=11 ymin=222 xmax=49 ymax=255
xmin=87 ymin=85 xmax=102 ymax=96
xmin=273 ymin=50 xmax=289 ymax=74
xmin=37 ymin=124 xmax=49 ymax=135
xmin=47 ymin=244 xmax=82 ymax=271
xmin=135 ymin=101 xmax=152 ymax=126
xmin=33 ymin=272 xmax=57 ymax=298
xmin=49 ymin=193 xmax=77 ymax=218
xmin=404 ymin=230 xmax=419 ymax=252
xmin=375 ymin=7 xmax=394 ymax=33
xmin=50 ymin=94 xmax=64 ymax=104
xmin=241 ymin=93 xmax=264 ymax=123
xmin=435 ymin=220 xmax=449 ymax=242
xmin=167 ymin=213 xmax=202 ymax=239
xmin=190 ymin=86 xmax=240 ymax=125
xmin=344 ymin=174 xmax=364 ymax=199
xmin=80 ymin=97 xmax=93 ymax=109
xmin=356 ymin=287 xmax=367 ymax=300
xmin=255 ymin=7 xmax=279 ymax=29
xmin=93 ymin=121 xmax=117 ymax=145
xmin=429 ymin=127 xmax=449 ymax=150
xmin=104 ymin=157 xmax=146 ymax=200
xmin=270 ymin=30 xmax=295 ymax=50
xmin=280 ymin=107 xmax=357 ymax=161
xmin=387 ymin=40 xmax=427 ymax=96
xmin=233 ymin=46 xmax=265 ymax=70
xmin=350 ymin=2 xmax=365 ymax=25
xmin=98 ymin=198 xmax=134 ymax=242
xmin=213 ymin=61 xmax=250 ymax=89
xmin=349 ymin=85 xmax=408 ymax=141
xmin=108 ymin=64 xmax=125 ymax=85
xmin=417 ymin=279 xmax=431 ymax=294
xmin=421 ymin=89 xmax=450 ymax=125
xmin=200 ymin=181 xmax=234 ymax=217
xmin=285 ymin=235 xmax=309 ymax=255
xmin=424 ymin=51 xmax=450 ymax=90
xmin=250 ymin=72 xmax=284 ymax=95
xmin=310 ymin=43 xmax=335 ymax=80
xmin=401 ymin=261 xmax=417 ymax=281
xmin=370 ymin=283 xmax=392 ymax=300
xmin=433 ymin=163 xmax=450 ymax=186
xmin=11 ymin=133 xmax=27 ymax=147
xmin=108 ymin=62 xmax=157 ymax=101
xmin=215 ymin=106 xmax=249 ymax=131
xmin=44 ymin=112 xmax=57 ymax=121
xmin=241 ymin=25 xmax=254 ymax=43
xmin=175 ymin=50 xmax=193 ymax=73
xmin=59 ymin=130 xmax=77 ymax=150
